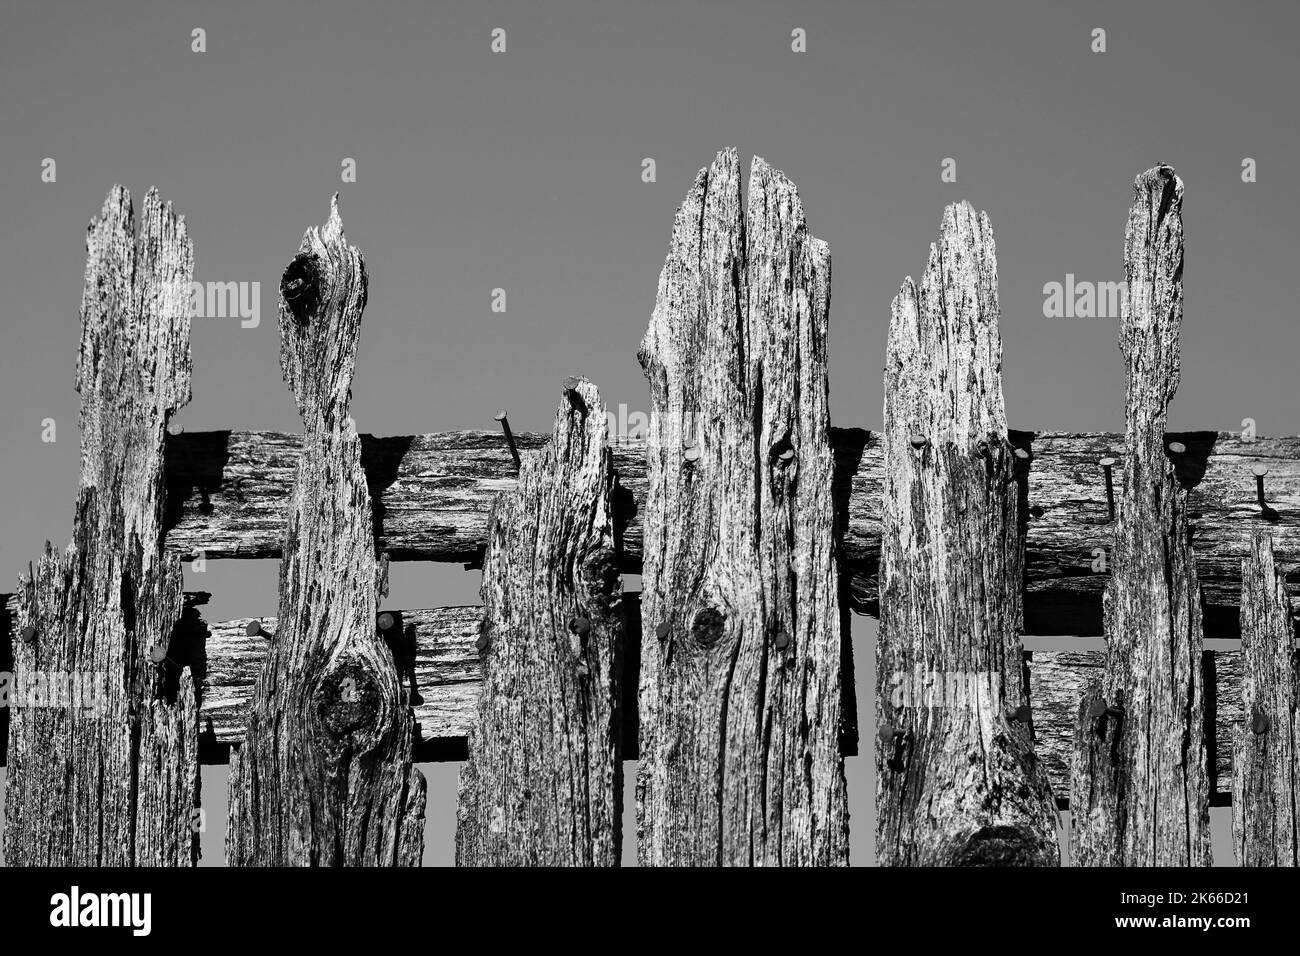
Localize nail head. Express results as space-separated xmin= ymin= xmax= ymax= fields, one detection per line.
xmin=655 ymin=621 xmax=671 ymax=641
xmin=909 ymin=432 xmax=927 ymax=450
xmin=1168 ymin=441 xmax=1186 ymax=455
xmin=20 ymin=625 xmax=36 ymax=644
xmin=1099 ymin=457 xmax=1116 ymax=468
xmin=245 ymin=620 xmax=262 ymax=637
xmin=475 ymin=632 xmax=490 ymax=652
xmin=1087 ymin=698 xmax=1108 ymax=719
xmin=1252 ymin=463 xmax=1269 ymax=478
xmin=1014 ymin=448 xmax=1030 ymax=460
xmin=569 ymin=616 xmax=591 ymax=636
xmin=148 ymin=644 xmax=167 ymax=664
xmin=493 ymin=410 xmax=508 ymax=422
xmin=773 ymin=630 xmax=791 ymax=650
xmin=378 ymin=612 xmax=394 ymax=631
xmin=562 ymin=376 xmax=580 ymax=391
xmin=1252 ymin=709 xmax=1270 ymax=735
xmin=684 ymin=444 xmax=702 ymax=462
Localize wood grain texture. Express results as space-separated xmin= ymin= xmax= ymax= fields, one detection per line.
xmin=225 ymin=198 xmax=425 ymax=866
xmin=3 ymin=187 xmax=200 ymax=866
xmin=0 ymin=594 xmax=1255 ymax=801
xmin=635 ymin=150 xmax=847 ymax=866
xmin=1232 ymin=532 xmax=1299 ymax=865
xmin=876 ymin=201 xmax=1059 ymax=866
xmin=455 ymin=379 xmax=624 ymax=866
xmin=161 ymin=426 xmax=1300 ymax=635
xmin=1069 ymin=166 xmax=1211 ymax=867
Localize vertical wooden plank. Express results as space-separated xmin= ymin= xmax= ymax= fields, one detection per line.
xmin=3 ymin=187 xmax=200 ymax=865
xmin=636 ymin=149 xmax=848 ymax=866
xmin=875 ymin=202 xmax=1059 ymax=866
xmin=455 ymin=379 xmax=623 ymax=866
xmin=226 ymin=197 xmax=425 ymax=866
xmin=1070 ymin=165 xmax=1211 ymax=866
xmin=1232 ymin=532 xmax=1299 ymax=865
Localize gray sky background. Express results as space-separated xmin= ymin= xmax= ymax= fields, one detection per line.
xmin=1 ymin=0 xmax=1292 ymax=865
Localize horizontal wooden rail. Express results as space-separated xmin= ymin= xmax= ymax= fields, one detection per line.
xmin=161 ymin=429 xmax=1300 ymax=635
xmin=0 ymin=595 xmax=1253 ymax=803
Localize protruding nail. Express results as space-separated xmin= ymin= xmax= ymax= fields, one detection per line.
xmin=495 ymin=410 xmax=521 ymax=469
xmin=20 ymin=625 xmax=36 ymax=644
xmin=563 ymin=378 xmax=588 ymax=413
xmin=1168 ymin=441 xmax=1186 ymax=455
xmin=569 ymin=616 xmax=591 ymax=637
xmin=655 ymin=621 xmax=671 ymax=642
xmin=683 ymin=441 xmax=702 ymax=463
xmin=475 ymin=632 xmax=490 ymax=653
xmin=378 ymin=612 xmax=394 ymax=631
xmin=246 ymin=620 xmax=264 ymax=638
xmin=1252 ymin=706 xmax=1270 ymax=736
xmin=1014 ymin=448 xmax=1030 ymax=461
xmin=148 ymin=644 xmax=168 ymax=664
xmin=1099 ymin=457 xmax=1116 ymax=520
xmin=778 ymin=448 xmax=795 ymax=463
xmin=1252 ymin=463 xmax=1270 ymax=510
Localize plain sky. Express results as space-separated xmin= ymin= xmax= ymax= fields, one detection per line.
xmin=2 ymin=0 xmax=1292 ymax=865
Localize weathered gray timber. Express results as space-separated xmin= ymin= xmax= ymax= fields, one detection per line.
xmin=876 ymin=201 xmax=1059 ymax=866
xmin=225 ymin=197 xmax=425 ymax=866
xmin=1070 ymin=166 xmax=1211 ymax=867
xmin=3 ymin=187 xmax=200 ymax=866
xmin=1232 ymin=532 xmax=1299 ymax=865
xmin=635 ymin=150 xmax=848 ymax=866
xmin=161 ymin=427 xmax=1300 ymax=635
xmin=455 ymin=379 xmax=624 ymax=866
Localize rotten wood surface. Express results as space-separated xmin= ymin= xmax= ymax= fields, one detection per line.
xmin=161 ymin=427 xmax=1300 ymax=635
xmin=455 ymin=379 xmax=624 ymax=866
xmin=1069 ymin=165 xmax=1211 ymax=867
xmin=635 ymin=150 xmax=849 ymax=866
xmin=0 ymin=594 xmax=1254 ymax=801
xmin=225 ymin=198 xmax=425 ymax=866
xmin=3 ymin=187 xmax=200 ymax=866
xmin=875 ymin=201 xmax=1059 ymax=866
xmin=1232 ymin=533 xmax=1299 ymax=865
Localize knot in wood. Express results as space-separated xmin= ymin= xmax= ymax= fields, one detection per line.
xmin=1251 ymin=705 xmax=1270 ymax=736
xmin=690 ymin=606 xmax=726 ymax=648
xmin=280 ymin=253 xmax=321 ymax=323
xmin=316 ymin=662 xmax=380 ymax=737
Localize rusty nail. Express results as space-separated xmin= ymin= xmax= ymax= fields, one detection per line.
xmin=20 ymin=625 xmax=36 ymax=644
xmin=1168 ymin=441 xmax=1186 ymax=455
xmin=1099 ymin=457 xmax=1116 ymax=520
xmin=378 ymin=612 xmax=394 ymax=631
xmin=495 ymin=410 xmax=521 ymax=470
xmin=655 ymin=621 xmax=671 ymax=642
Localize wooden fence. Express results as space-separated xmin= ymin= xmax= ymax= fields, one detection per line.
xmin=1 ymin=150 xmax=1297 ymax=866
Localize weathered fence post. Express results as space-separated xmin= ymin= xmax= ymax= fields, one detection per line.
xmin=4 ymin=187 xmax=200 ymax=866
xmin=636 ymin=149 xmax=848 ymax=866
xmin=1069 ymin=165 xmax=1211 ymax=866
xmin=1232 ymin=531 xmax=1299 ymax=865
xmin=455 ymin=378 xmax=623 ymax=866
xmin=875 ymin=202 xmax=1059 ymax=866
xmin=226 ymin=196 xmax=425 ymax=865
